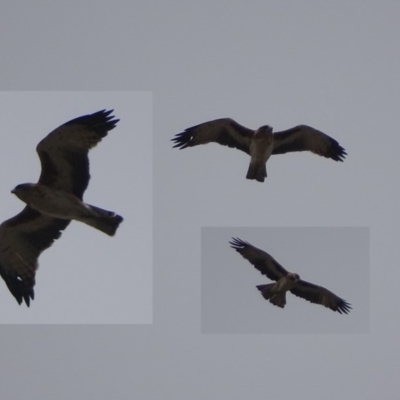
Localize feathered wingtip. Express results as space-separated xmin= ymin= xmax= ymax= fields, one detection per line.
xmin=171 ymin=129 xmax=193 ymax=149
xmin=0 ymin=272 xmax=35 ymax=307
xmin=229 ymin=237 xmax=249 ymax=251
xmin=335 ymin=299 xmax=352 ymax=314
xmin=98 ymin=109 xmax=120 ymax=131
xmin=20 ymin=290 xmax=34 ymax=307
xmin=65 ymin=109 xmax=120 ymax=136
xmin=329 ymin=141 xmax=347 ymax=162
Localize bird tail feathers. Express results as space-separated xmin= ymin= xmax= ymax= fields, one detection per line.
xmin=246 ymin=162 xmax=267 ymax=182
xmin=82 ymin=204 xmax=124 ymax=236
xmin=256 ymin=284 xmax=286 ymax=308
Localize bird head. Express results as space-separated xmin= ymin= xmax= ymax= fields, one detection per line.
xmin=254 ymin=125 xmax=273 ymax=139
xmin=11 ymin=183 xmax=36 ymax=202
xmin=258 ymin=125 xmax=273 ymax=133
xmin=288 ymin=273 xmax=300 ymax=282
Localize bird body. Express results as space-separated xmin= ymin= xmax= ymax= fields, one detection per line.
xmin=256 ymin=273 xmax=300 ymax=308
xmin=11 ymin=183 xmax=122 ymax=236
xmin=246 ymin=125 xmax=274 ymax=181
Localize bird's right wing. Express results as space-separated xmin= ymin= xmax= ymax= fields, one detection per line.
xmin=172 ymin=118 xmax=253 ymax=154
xmin=229 ymin=238 xmax=289 ymax=281
xmin=0 ymin=207 xmax=70 ymax=306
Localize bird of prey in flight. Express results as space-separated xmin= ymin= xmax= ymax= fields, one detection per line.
xmin=229 ymin=238 xmax=351 ymax=314
xmin=0 ymin=110 xmax=123 ymax=306
xmin=172 ymin=118 xmax=346 ymax=182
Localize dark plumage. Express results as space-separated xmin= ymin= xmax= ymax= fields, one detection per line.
xmin=230 ymin=238 xmax=351 ymax=314
xmin=173 ymin=118 xmax=346 ymax=182
xmin=0 ymin=110 xmax=122 ymax=306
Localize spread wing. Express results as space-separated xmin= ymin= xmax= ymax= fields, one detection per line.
xmin=290 ymin=279 xmax=352 ymax=314
xmin=172 ymin=118 xmax=254 ymax=154
xmin=272 ymin=125 xmax=347 ymax=161
xmin=0 ymin=207 xmax=70 ymax=306
xmin=229 ymin=238 xmax=288 ymax=281
xmin=36 ymin=109 xmax=119 ymax=199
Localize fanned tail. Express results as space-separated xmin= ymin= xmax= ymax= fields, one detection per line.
xmin=246 ymin=162 xmax=267 ymax=182
xmin=256 ymin=284 xmax=286 ymax=308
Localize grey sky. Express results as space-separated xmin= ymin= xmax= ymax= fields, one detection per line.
xmin=1 ymin=1 xmax=400 ymax=399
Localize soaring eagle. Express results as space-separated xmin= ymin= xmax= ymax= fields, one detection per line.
xmin=0 ymin=110 xmax=123 ymax=306
xmin=172 ymin=118 xmax=346 ymax=182
xmin=230 ymin=238 xmax=351 ymax=314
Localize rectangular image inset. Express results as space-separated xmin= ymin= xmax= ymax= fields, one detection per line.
xmin=201 ymin=227 xmax=369 ymax=334
xmin=0 ymin=91 xmax=153 ymax=324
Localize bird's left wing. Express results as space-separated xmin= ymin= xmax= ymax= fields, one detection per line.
xmin=272 ymin=125 xmax=347 ymax=161
xmin=290 ymin=279 xmax=352 ymax=314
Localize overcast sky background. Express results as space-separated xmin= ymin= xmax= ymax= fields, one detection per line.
xmin=0 ymin=92 xmax=152 ymax=323
xmin=1 ymin=1 xmax=400 ymax=399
